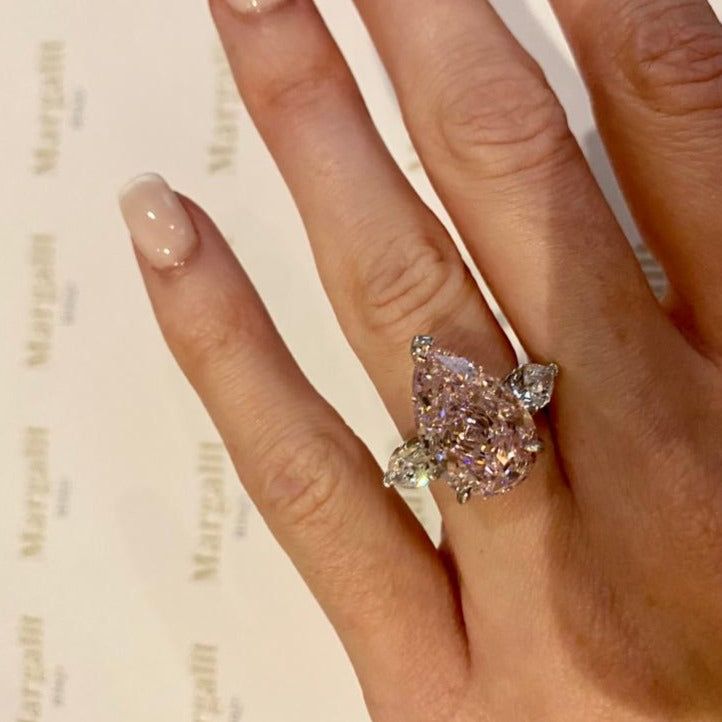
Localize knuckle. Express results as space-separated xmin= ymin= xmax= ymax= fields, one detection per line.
xmin=355 ymin=228 xmax=470 ymax=344
xmin=428 ymin=59 xmax=572 ymax=177
xmin=252 ymin=48 xmax=354 ymax=117
xmin=260 ymin=429 xmax=353 ymax=529
xmin=616 ymin=0 xmax=722 ymax=113
xmin=164 ymin=284 xmax=257 ymax=375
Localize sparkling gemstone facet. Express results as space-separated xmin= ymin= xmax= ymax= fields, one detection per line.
xmin=383 ymin=438 xmax=440 ymax=490
xmin=504 ymin=363 xmax=558 ymax=414
xmin=413 ymin=348 xmax=540 ymax=499
xmin=411 ymin=335 xmax=435 ymax=363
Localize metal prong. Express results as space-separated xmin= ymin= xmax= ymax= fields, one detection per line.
xmin=526 ymin=438 xmax=544 ymax=454
xmin=411 ymin=335 xmax=434 ymax=363
xmin=456 ymin=487 xmax=472 ymax=505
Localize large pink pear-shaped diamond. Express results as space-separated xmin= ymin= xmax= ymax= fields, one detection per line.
xmin=413 ymin=347 xmax=540 ymax=498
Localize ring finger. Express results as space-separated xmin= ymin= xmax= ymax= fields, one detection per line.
xmin=209 ymin=0 xmax=567 ymax=533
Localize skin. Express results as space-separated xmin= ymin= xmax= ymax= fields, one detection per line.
xmin=127 ymin=0 xmax=722 ymax=719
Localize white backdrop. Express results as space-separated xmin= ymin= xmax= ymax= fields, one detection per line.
xmin=1 ymin=1 xmax=710 ymax=720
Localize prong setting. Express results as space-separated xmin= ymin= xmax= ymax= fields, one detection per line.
xmin=456 ymin=487 xmax=472 ymax=505
xmin=411 ymin=335 xmax=434 ymax=364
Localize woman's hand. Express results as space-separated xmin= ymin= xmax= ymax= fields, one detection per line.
xmin=117 ymin=0 xmax=722 ymax=719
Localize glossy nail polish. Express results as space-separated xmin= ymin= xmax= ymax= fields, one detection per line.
xmin=226 ymin=0 xmax=287 ymax=13
xmin=118 ymin=173 xmax=198 ymax=270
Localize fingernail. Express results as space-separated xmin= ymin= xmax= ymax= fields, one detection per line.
xmin=226 ymin=0 xmax=288 ymax=13
xmin=118 ymin=173 xmax=199 ymax=270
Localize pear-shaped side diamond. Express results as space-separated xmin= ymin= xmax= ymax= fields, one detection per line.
xmin=504 ymin=363 xmax=558 ymax=414
xmin=383 ymin=438 xmax=440 ymax=490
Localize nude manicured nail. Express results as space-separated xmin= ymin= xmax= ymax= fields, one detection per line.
xmin=226 ymin=0 xmax=287 ymax=13
xmin=118 ymin=173 xmax=198 ymax=270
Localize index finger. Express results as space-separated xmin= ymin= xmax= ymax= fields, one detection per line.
xmin=117 ymin=173 xmax=470 ymax=718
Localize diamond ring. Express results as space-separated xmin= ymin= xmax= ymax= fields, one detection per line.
xmin=383 ymin=335 xmax=559 ymax=504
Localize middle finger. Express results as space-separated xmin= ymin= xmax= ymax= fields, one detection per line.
xmin=352 ymin=0 xmax=671 ymax=397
